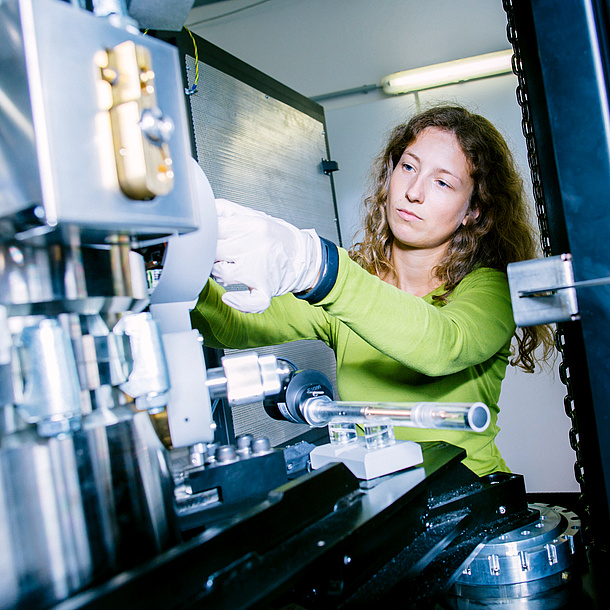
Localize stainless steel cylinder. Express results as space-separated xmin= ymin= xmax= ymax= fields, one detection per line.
xmin=15 ymin=318 xmax=82 ymax=432
xmin=78 ymin=406 xmax=177 ymax=574
xmin=0 ymin=241 xmax=148 ymax=316
xmin=0 ymin=429 xmax=93 ymax=608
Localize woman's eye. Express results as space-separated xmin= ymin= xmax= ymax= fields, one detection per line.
xmin=437 ymin=179 xmax=451 ymax=188
xmin=402 ymin=163 xmax=414 ymax=171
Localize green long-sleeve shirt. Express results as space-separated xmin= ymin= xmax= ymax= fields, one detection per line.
xmin=191 ymin=248 xmax=515 ymax=476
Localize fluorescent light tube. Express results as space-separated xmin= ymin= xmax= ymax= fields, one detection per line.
xmin=381 ymin=50 xmax=513 ymax=95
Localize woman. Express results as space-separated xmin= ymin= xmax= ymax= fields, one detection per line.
xmin=191 ymin=105 xmax=551 ymax=476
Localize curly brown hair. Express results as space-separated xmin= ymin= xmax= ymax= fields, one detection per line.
xmin=349 ymin=104 xmax=553 ymax=372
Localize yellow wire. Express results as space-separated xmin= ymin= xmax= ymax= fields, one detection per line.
xmin=185 ymin=27 xmax=199 ymax=90
xmin=140 ymin=27 xmax=199 ymax=93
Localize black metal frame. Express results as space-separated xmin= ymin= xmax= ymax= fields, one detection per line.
xmin=52 ymin=443 xmax=532 ymax=610
xmin=510 ymin=1 xmax=610 ymax=586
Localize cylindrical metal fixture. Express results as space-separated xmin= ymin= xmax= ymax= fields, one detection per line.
xmin=446 ymin=503 xmax=583 ymax=608
xmin=206 ymin=353 xmax=293 ymax=405
xmin=0 ymin=430 xmax=93 ymax=608
xmin=14 ymin=318 xmax=82 ymax=433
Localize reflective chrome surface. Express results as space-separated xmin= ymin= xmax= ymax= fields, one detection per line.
xmin=0 ymin=430 xmax=93 ymax=607
xmin=0 ymin=241 xmax=149 ymax=316
xmin=0 ymin=0 xmax=198 ymax=240
xmin=0 ymin=2 xmax=195 ymax=606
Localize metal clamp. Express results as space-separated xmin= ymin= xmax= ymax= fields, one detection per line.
xmin=507 ymin=253 xmax=610 ymax=326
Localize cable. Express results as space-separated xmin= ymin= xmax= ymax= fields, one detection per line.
xmin=184 ymin=27 xmax=200 ymax=95
xmin=277 ymin=357 xmax=299 ymax=373
xmin=141 ymin=27 xmax=200 ymax=95
xmin=186 ymin=0 xmax=273 ymax=27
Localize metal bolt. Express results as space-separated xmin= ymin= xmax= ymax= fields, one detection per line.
xmin=498 ymin=506 xmax=507 ymax=515
xmin=252 ymin=437 xmax=272 ymax=454
xmin=343 ymin=555 xmax=352 ymax=565
xmin=236 ymin=434 xmax=253 ymax=449
xmin=489 ymin=554 xmax=501 ymax=575
xmin=215 ymin=445 xmax=238 ymax=463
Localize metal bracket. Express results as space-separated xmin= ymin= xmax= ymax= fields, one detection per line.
xmin=507 ymin=254 xmax=580 ymax=326
xmin=508 ymin=253 xmax=610 ymax=326
xmin=321 ymin=158 xmax=339 ymax=175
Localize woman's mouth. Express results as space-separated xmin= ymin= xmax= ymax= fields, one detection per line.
xmin=397 ymin=208 xmax=422 ymax=221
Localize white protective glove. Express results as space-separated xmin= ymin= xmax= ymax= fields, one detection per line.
xmin=212 ymin=199 xmax=322 ymax=313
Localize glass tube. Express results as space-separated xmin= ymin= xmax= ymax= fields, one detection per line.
xmin=301 ymin=395 xmax=490 ymax=432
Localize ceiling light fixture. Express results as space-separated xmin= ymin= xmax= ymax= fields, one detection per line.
xmin=381 ymin=49 xmax=513 ymax=96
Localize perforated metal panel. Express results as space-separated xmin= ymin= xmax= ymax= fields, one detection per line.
xmin=185 ymin=52 xmax=340 ymax=447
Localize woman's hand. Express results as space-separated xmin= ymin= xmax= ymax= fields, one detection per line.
xmin=211 ymin=199 xmax=322 ymax=313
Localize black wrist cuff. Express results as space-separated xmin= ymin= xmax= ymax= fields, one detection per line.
xmin=295 ymin=237 xmax=339 ymax=304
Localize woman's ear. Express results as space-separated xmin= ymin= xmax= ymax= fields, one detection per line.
xmin=462 ymin=206 xmax=480 ymax=226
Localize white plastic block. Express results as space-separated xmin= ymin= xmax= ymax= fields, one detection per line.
xmin=310 ymin=439 xmax=423 ymax=480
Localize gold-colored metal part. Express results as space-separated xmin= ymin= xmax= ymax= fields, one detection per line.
xmin=98 ymin=41 xmax=175 ymax=200
xmin=149 ymin=409 xmax=173 ymax=450
xmin=107 ymin=234 xmax=133 ymax=296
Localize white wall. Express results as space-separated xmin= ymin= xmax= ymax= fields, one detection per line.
xmin=187 ymin=0 xmax=511 ymax=99
xmin=187 ymin=0 xmax=579 ymax=493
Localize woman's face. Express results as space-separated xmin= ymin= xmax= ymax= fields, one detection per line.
xmin=386 ymin=127 xmax=475 ymax=256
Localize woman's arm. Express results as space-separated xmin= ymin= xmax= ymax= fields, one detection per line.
xmin=315 ymin=249 xmax=515 ymax=376
xmin=190 ymin=278 xmax=336 ymax=351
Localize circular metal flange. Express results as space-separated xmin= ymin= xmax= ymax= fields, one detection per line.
xmin=447 ymin=504 xmax=582 ymax=608
xmin=456 ymin=503 xmax=581 ymax=587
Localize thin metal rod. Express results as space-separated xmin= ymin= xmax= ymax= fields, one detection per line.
xmin=310 ymin=84 xmax=382 ymax=103
xmin=519 ymin=276 xmax=610 ymax=297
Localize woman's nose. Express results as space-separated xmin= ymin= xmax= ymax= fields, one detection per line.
xmin=405 ymin=176 xmax=424 ymax=203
